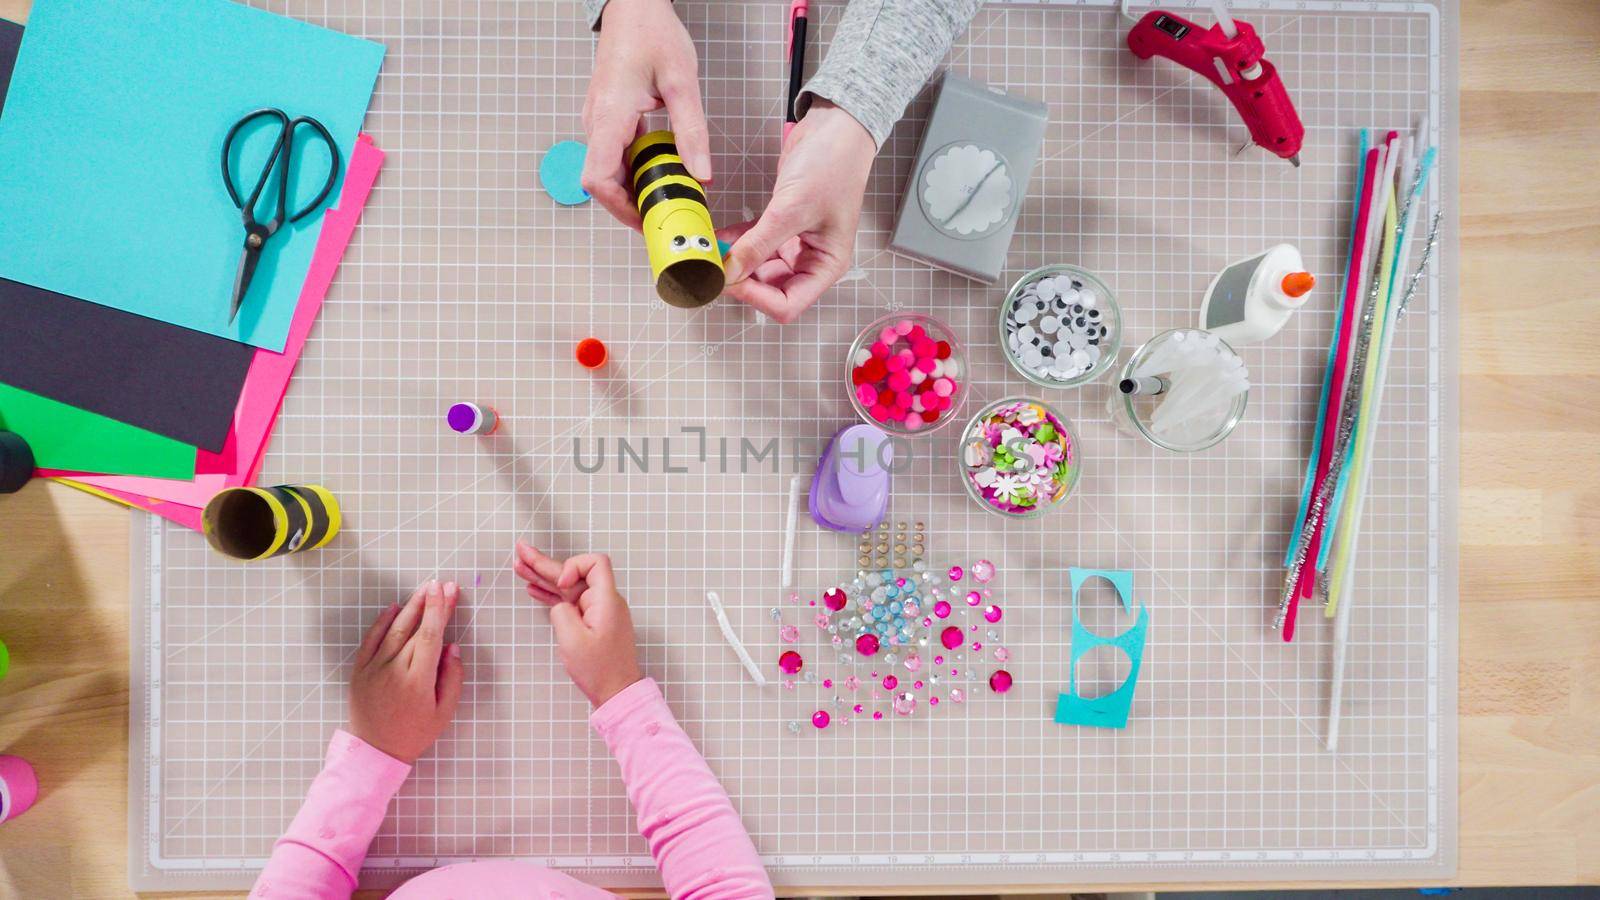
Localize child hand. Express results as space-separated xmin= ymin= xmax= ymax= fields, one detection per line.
xmin=581 ymin=0 xmax=712 ymax=230
xmin=515 ymin=542 xmax=644 ymax=708
xmin=348 ymin=580 xmax=465 ymax=764
xmin=720 ymin=100 xmax=877 ymax=323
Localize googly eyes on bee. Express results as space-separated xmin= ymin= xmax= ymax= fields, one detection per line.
xmin=669 ymin=234 xmax=715 ymax=254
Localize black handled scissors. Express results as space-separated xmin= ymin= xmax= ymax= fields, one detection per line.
xmin=221 ymin=108 xmax=340 ymax=323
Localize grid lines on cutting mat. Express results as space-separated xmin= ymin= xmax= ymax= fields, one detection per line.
xmin=131 ymin=0 xmax=1454 ymax=890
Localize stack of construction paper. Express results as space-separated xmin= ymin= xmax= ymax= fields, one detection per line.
xmin=0 ymin=0 xmax=385 ymax=531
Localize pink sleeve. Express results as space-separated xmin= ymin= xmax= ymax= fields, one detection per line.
xmin=248 ymin=730 xmax=412 ymax=900
xmin=592 ymin=678 xmax=775 ymax=900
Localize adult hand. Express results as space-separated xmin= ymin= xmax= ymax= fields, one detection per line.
xmin=581 ymin=0 xmax=711 ymax=229
xmin=349 ymin=580 xmax=465 ymax=764
xmin=720 ymin=100 xmax=876 ymax=323
xmin=515 ymin=542 xmax=644 ymax=708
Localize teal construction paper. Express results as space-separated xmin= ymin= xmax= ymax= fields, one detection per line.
xmin=1054 ymin=568 xmax=1148 ymax=730
xmin=0 ymin=0 xmax=383 ymax=352
xmin=539 ymin=140 xmax=591 ymax=205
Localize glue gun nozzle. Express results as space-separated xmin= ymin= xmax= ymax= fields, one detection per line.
xmin=1288 ymin=153 xmax=1301 ymax=168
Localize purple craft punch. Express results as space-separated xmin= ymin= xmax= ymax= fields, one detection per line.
xmin=809 ymin=424 xmax=891 ymax=533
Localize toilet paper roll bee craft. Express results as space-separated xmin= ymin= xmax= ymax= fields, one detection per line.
xmin=626 ymin=130 xmax=725 ymax=308
xmin=202 ymin=484 xmax=341 ymax=561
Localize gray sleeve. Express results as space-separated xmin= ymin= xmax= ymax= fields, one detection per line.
xmin=797 ymin=0 xmax=984 ymax=148
xmin=583 ymin=0 xmax=608 ymax=30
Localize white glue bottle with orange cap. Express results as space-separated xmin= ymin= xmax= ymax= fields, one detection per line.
xmin=1197 ymin=244 xmax=1316 ymax=345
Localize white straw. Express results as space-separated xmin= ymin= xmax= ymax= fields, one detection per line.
xmin=706 ymin=591 xmax=767 ymax=687
xmin=780 ymin=475 xmax=805 ymax=589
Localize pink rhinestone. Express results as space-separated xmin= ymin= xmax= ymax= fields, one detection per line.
xmin=873 ymin=711 xmax=884 ymax=720
xmin=913 ymin=680 xmax=924 ymax=689
xmin=994 ymin=647 xmax=1011 ymax=662
xmin=882 ymin=675 xmax=898 ymax=690
xmin=934 ymin=600 xmax=952 ymax=618
xmin=778 ymin=651 xmax=803 ymax=675
xmin=789 ymin=592 xmax=801 ymax=604
xmin=843 ymin=675 xmax=861 ymax=691
xmin=965 ymin=591 xmax=981 ymax=606
xmin=930 ymin=696 xmax=940 ymax=707
xmin=934 ymin=655 xmax=945 ymax=665
xmin=940 ymin=626 xmax=963 ymax=649
xmin=893 ymin=692 xmax=917 ymax=716
xmin=822 ymin=588 xmax=847 ymax=611
xmin=813 ymin=613 xmax=830 ymax=628
xmin=812 ymin=710 xmax=831 ymax=729
xmin=949 ymin=687 xmax=966 ymax=704
xmin=853 ymin=703 xmax=864 ymax=713
xmin=855 ymin=633 xmax=880 ymax=656
xmin=971 ymin=560 xmax=995 ymax=583
xmin=903 ymin=654 xmax=923 ymax=673
xmin=831 ymin=635 xmax=844 ymax=647
xmin=972 ymin=642 xmax=983 ymax=651
xmin=921 ymin=616 xmax=934 ymax=627
xmin=948 ymin=566 xmax=964 ymax=581
xmin=989 ymin=669 xmax=1014 ymax=693
xmin=822 ymin=678 xmax=833 ymax=688
xmin=983 ymin=604 xmax=1003 ymax=623
xmin=780 ymin=625 xmax=801 ymax=643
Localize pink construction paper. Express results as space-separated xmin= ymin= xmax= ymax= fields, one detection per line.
xmin=45 ymin=134 xmax=384 ymax=525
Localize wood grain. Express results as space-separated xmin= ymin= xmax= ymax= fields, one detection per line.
xmin=1 ymin=0 xmax=1596 ymax=895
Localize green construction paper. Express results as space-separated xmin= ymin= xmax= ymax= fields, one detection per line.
xmin=0 ymin=383 xmax=197 ymax=479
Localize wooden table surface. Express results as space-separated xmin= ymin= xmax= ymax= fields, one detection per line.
xmin=1 ymin=1 xmax=1597 ymax=896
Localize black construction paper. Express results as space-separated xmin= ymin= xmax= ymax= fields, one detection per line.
xmin=0 ymin=277 xmax=252 ymax=452
xmin=0 ymin=18 xmax=19 ymax=119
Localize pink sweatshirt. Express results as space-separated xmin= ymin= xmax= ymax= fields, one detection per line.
xmin=249 ymin=679 xmax=773 ymax=899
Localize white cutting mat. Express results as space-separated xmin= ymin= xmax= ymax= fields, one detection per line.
xmin=130 ymin=0 xmax=1458 ymax=890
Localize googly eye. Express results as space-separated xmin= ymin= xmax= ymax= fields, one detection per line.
xmin=671 ymin=235 xmax=688 ymax=249
xmin=695 ymin=236 xmax=713 ymax=251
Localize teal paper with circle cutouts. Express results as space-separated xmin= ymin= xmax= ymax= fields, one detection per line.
xmin=1054 ymin=567 xmax=1147 ymax=729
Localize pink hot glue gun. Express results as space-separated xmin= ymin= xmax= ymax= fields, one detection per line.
xmin=1127 ymin=7 xmax=1305 ymax=166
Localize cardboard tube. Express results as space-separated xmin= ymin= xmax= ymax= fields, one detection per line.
xmin=203 ymin=484 xmax=341 ymax=561
xmin=626 ymin=130 xmax=724 ymax=308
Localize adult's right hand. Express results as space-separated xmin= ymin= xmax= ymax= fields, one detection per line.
xmin=580 ymin=0 xmax=712 ymax=230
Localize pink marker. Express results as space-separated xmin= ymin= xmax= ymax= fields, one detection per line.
xmin=0 ymin=755 xmax=38 ymax=823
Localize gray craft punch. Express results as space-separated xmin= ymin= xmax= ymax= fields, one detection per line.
xmin=889 ymin=73 xmax=1048 ymax=284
